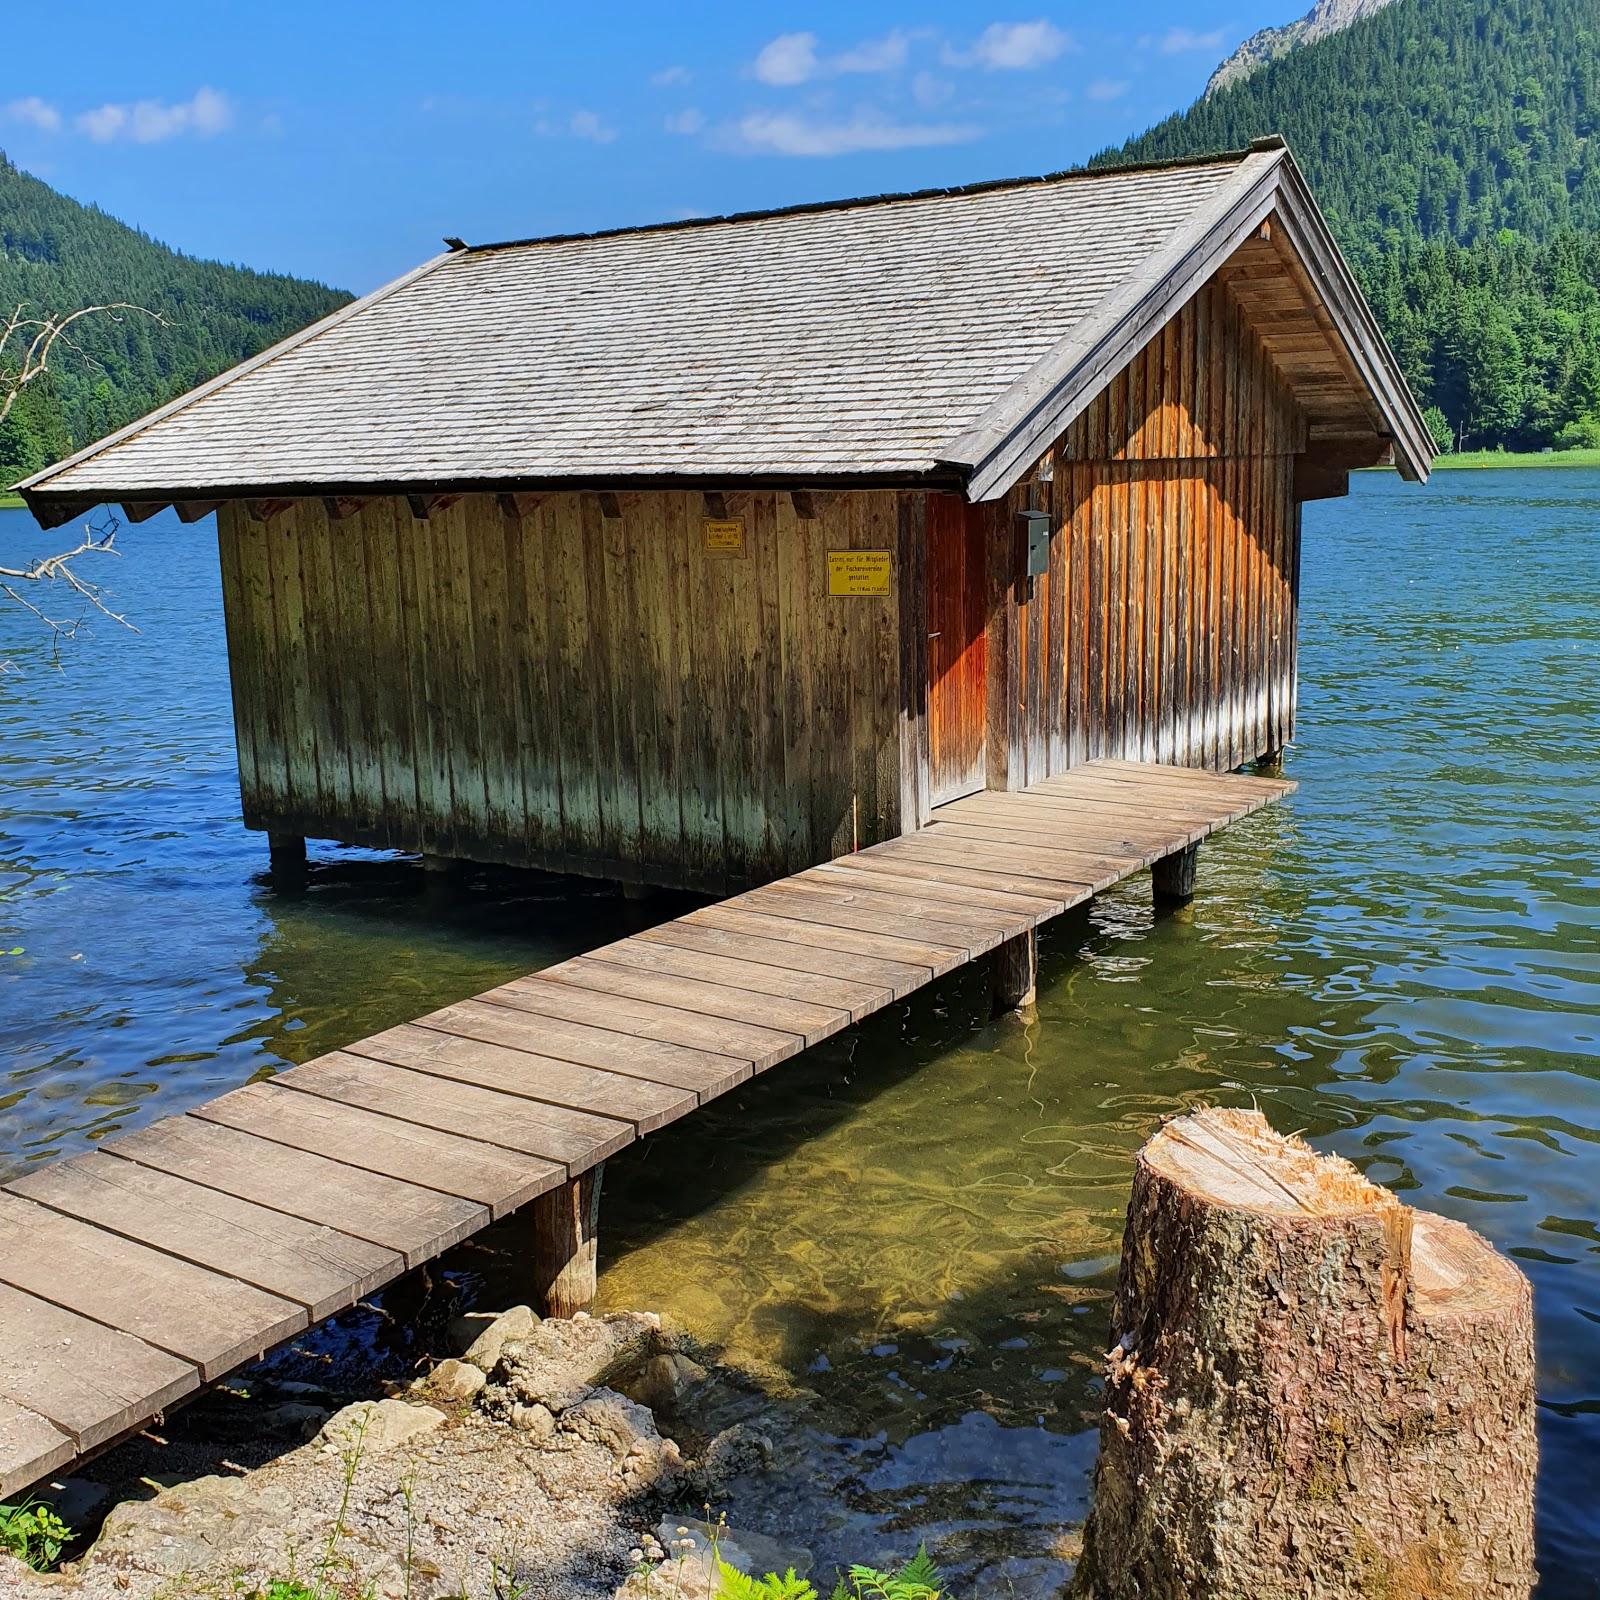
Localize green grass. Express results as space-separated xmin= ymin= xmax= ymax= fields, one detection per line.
xmin=1432 ymin=447 xmax=1600 ymax=470
xmin=0 ymin=493 xmax=25 ymax=509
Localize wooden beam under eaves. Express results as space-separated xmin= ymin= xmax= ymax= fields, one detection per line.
xmin=321 ymin=496 xmax=368 ymax=521
xmin=28 ymin=501 xmax=92 ymax=532
xmin=496 ymin=492 xmax=546 ymax=524
xmin=175 ymin=501 xmax=222 ymax=524
xmin=1294 ymin=457 xmax=1350 ymax=502
xmin=405 ymin=493 xmax=461 ymax=521
xmin=120 ymin=501 xmax=169 ymax=523
xmin=246 ymin=499 xmax=294 ymax=524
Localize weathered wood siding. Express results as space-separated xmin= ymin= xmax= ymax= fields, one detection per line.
xmin=217 ymin=491 xmax=908 ymax=891
xmin=983 ymin=278 xmax=1307 ymax=785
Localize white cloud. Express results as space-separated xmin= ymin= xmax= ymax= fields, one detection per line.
xmin=6 ymin=96 xmax=62 ymax=133
xmin=751 ymin=27 xmax=914 ymax=86
xmin=76 ymin=86 xmax=232 ymax=144
xmin=665 ymin=107 xmax=706 ymax=135
xmin=725 ymin=109 xmax=980 ymax=157
xmin=950 ymin=20 xmax=1074 ymax=70
xmin=568 ymin=109 xmax=618 ymax=143
xmin=833 ymin=29 xmax=914 ymax=74
xmin=752 ymin=32 xmax=820 ymax=86
xmin=911 ymin=71 xmax=955 ymax=108
xmin=652 ymin=65 xmax=693 ymax=87
xmin=1087 ymin=77 xmax=1130 ymax=100
xmin=1160 ymin=25 xmax=1228 ymax=52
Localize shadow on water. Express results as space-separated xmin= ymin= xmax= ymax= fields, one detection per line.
xmin=4 ymin=475 xmax=1600 ymax=1595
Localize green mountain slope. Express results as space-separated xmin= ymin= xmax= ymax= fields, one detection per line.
xmin=1098 ymin=0 xmax=1600 ymax=451
xmin=1 ymin=152 xmax=350 ymax=488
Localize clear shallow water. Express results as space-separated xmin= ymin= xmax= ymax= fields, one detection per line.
xmin=1 ymin=474 xmax=1597 ymax=1594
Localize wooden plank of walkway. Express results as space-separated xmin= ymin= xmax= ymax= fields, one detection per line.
xmin=344 ymin=1022 xmax=697 ymax=1134
xmin=0 ymin=758 xmax=1292 ymax=1494
xmin=10 ymin=1153 xmax=402 ymax=1319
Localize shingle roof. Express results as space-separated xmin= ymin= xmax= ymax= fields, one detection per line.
xmin=20 ymin=143 xmax=1431 ymax=505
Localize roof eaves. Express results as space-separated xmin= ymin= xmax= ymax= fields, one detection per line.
xmin=1267 ymin=155 xmax=1434 ymax=481
xmin=944 ymin=146 xmax=1288 ymax=502
xmin=16 ymin=250 xmax=459 ymax=496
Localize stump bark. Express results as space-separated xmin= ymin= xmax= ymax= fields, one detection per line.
xmin=1075 ymin=1107 xmax=1535 ymax=1600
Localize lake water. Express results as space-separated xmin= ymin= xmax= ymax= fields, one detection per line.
xmin=1 ymin=472 xmax=1597 ymax=1594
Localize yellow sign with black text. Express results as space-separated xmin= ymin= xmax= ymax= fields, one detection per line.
xmin=702 ymin=518 xmax=746 ymax=556
xmin=826 ymin=549 xmax=892 ymax=597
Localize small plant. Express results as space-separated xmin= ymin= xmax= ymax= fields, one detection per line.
xmin=713 ymin=1547 xmax=945 ymax=1600
xmin=831 ymin=1549 xmax=944 ymax=1600
xmin=0 ymin=1498 xmax=73 ymax=1569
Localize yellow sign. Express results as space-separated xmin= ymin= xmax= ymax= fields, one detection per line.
xmin=702 ymin=518 xmax=746 ymax=556
xmin=827 ymin=549 xmax=892 ymax=597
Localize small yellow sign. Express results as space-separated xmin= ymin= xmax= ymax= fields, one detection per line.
xmin=702 ymin=518 xmax=746 ymax=556
xmin=827 ymin=549 xmax=893 ymax=597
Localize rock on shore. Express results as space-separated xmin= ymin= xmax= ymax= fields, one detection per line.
xmin=0 ymin=1309 xmax=768 ymax=1600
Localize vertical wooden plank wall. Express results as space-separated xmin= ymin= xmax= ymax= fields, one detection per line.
xmin=216 ymin=490 xmax=908 ymax=892
xmin=994 ymin=277 xmax=1307 ymax=782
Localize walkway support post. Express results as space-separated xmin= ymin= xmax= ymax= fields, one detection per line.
xmin=1151 ymin=842 xmax=1198 ymax=908
xmin=1074 ymin=1107 xmax=1536 ymax=1600
xmin=991 ymin=929 xmax=1038 ymax=1016
xmin=525 ymin=1164 xmax=605 ymax=1318
xmin=267 ymin=832 xmax=306 ymax=893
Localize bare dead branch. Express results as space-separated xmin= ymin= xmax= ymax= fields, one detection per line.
xmin=0 ymin=510 xmax=139 ymax=672
xmin=0 ymin=301 xmax=171 ymax=427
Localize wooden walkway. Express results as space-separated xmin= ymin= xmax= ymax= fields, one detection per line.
xmin=0 ymin=759 xmax=1291 ymax=1494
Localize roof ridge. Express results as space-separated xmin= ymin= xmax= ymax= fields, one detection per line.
xmin=458 ymin=144 xmax=1264 ymax=256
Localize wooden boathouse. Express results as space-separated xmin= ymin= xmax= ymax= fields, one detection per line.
xmin=1 ymin=138 xmax=1432 ymax=1494
xmin=22 ymin=137 xmax=1430 ymax=892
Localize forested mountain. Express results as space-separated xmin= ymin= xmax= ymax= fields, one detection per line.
xmin=1101 ymin=0 xmax=1600 ymax=451
xmin=1 ymin=152 xmax=349 ymax=488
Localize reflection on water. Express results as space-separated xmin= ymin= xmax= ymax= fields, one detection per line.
xmin=1 ymin=473 xmax=1598 ymax=1595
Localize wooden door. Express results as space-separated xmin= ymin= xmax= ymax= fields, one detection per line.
xmin=926 ymin=494 xmax=988 ymax=806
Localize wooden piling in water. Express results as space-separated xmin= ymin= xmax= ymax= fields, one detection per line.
xmin=522 ymin=1164 xmax=605 ymax=1318
xmin=1151 ymin=843 xmax=1199 ymax=907
xmin=991 ymin=929 xmax=1038 ymax=1015
xmin=1074 ymin=1107 xmax=1536 ymax=1600
xmin=267 ymin=832 xmax=305 ymax=893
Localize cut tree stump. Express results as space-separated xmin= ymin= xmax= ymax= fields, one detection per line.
xmin=1075 ymin=1107 xmax=1535 ymax=1600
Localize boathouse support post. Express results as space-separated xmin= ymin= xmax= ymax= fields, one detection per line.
xmin=1151 ymin=843 xmax=1198 ymax=908
xmin=421 ymin=853 xmax=454 ymax=904
xmin=267 ymin=831 xmax=306 ymax=893
xmin=1074 ymin=1107 xmax=1536 ymax=1600
xmin=524 ymin=1164 xmax=605 ymax=1318
xmin=991 ymin=929 xmax=1038 ymax=1016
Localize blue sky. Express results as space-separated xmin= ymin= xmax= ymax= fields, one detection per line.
xmin=4 ymin=2 xmax=1295 ymax=294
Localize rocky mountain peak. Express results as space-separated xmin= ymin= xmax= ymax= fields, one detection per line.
xmin=1206 ymin=0 xmax=1401 ymax=95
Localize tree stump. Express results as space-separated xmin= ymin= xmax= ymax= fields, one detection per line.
xmin=1075 ymin=1107 xmax=1535 ymax=1600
